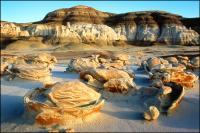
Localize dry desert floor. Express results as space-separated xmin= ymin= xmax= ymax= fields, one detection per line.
xmin=1 ymin=45 xmax=199 ymax=132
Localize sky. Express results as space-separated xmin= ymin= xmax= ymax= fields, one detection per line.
xmin=1 ymin=1 xmax=199 ymax=23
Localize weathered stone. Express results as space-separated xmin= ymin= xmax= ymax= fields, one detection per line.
xmin=151 ymin=79 xmax=163 ymax=88
xmin=68 ymin=53 xmax=130 ymax=72
xmin=159 ymin=82 xmax=185 ymax=113
xmin=1 ymin=6 xmax=199 ymax=46
xmin=103 ymin=78 xmax=136 ymax=94
xmin=170 ymin=71 xmax=198 ymax=88
xmin=80 ymin=68 xmax=133 ymax=83
xmin=0 ymin=62 xmax=9 ymax=75
xmin=68 ymin=57 xmax=100 ymax=72
xmin=143 ymin=106 xmax=160 ymax=121
xmin=165 ymin=57 xmax=179 ymax=65
xmin=142 ymin=56 xmax=198 ymax=88
xmin=161 ymin=86 xmax=172 ymax=95
xmin=190 ymin=56 xmax=200 ymax=67
xmin=7 ymin=64 xmax=51 ymax=81
xmin=2 ymin=53 xmax=57 ymax=70
xmin=24 ymin=81 xmax=104 ymax=127
xmin=147 ymin=57 xmax=161 ymax=70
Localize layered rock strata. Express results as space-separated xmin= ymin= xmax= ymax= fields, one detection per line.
xmin=1 ymin=5 xmax=199 ymax=47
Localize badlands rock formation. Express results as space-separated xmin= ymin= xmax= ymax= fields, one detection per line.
xmin=1 ymin=53 xmax=57 ymax=81
xmin=24 ymin=81 xmax=104 ymax=127
xmin=67 ymin=53 xmax=130 ymax=72
xmin=80 ymin=68 xmax=136 ymax=93
xmin=141 ymin=82 xmax=185 ymax=114
xmin=1 ymin=5 xmax=199 ymax=48
xmin=141 ymin=56 xmax=199 ymax=88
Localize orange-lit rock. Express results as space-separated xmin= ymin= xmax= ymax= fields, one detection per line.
xmin=0 ymin=62 xmax=9 ymax=76
xmin=142 ymin=56 xmax=198 ymax=89
xmin=1 ymin=53 xmax=57 ymax=70
xmin=143 ymin=106 xmax=160 ymax=121
xmin=7 ymin=64 xmax=51 ymax=81
xmin=24 ymin=81 xmax=104 ymax=127
xmin=80 ymin=68 xmax=133 ymax=83
xmin=80 ymin=68 xmax=136 ymax=93
xmin=103 ymin=78 xmax=137 ymax=94
xmin=67 ymin=53 xmax=130 ymax=72
xmin=170 ymin=71 xmax=198 ymax=88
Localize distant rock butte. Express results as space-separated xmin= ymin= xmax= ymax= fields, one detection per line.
xmin=1 ymin=5 xmax=200 ymax=47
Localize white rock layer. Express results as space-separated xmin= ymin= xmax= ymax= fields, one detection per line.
xmin=1 ymin=22 xmax=199 ymax=45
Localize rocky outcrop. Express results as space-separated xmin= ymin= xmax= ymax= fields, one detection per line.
xmin=24 ymin=80 xmax=104 ymax=127
xmin=157 ymin=25 xmax=199 ymax=45
xmin=1 ymin=53 xmax=57 ymax=81
xmin=67 ymin=53 xmax=130 ymax=72
xmin=1 ymin=21 xmax=29 ymax=37
xmin=41 ymin=5 xmax=112 ymax=24
xmin=1 ymin=5 xmax=199 ymax=47
xmin=181 ymin=17 xmax=200 ymax=34
xmin=141 ymin=56 xmax=199 ymax=88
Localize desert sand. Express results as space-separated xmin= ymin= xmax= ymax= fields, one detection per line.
xmin=1 ymin=45 xmax=199 ymax=132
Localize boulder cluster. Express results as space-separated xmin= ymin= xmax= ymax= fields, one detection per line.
xmin=141 ymin=55 xmax=199 ymax=88
xmin=1 ymin=53 xmax=57 ymax=81
xmin=140 ymin=55 xmax=199 ymax=120
xmin=1 ymin=52 xmax=199 ymax=129
xmin=67 ymin=52 xmax=137 ymax=94
xmin=67 ymin=52 xmax=130 ymax=72
xmin=21 ymin=52 xmax=137 ymax=130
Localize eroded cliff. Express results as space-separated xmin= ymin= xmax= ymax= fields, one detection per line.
xmin=1 ymin=5 xmax=199 ymax=49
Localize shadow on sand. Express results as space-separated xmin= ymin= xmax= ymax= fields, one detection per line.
xmin=1 ymin=94 xmax=25 ymax=122
xmin=159 ymin=97 xmax=199 ymax=130
xmin=102 ymin=110 xmax=143 ymax=121
xmin=52 ymin=71 xmax=79 ymax=80
xmin=1 ymin=78 xmax=43 ymax=90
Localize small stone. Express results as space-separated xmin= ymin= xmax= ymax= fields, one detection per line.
xmin=143 ymin=106 xmax=160 ymax=121
xmin=161 ymin=86 xmax=172 ymax=95
xmin=147 ymin=57 xmax=161 ymax=70
xmin=151 ymin=79 xmax=163 ymax=88
xmin=190 ymin=56 xmax=200 ymax=67
xmin=165 ymin=57 xmax=178 ymax=64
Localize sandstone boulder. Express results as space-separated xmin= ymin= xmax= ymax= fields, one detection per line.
xmin=169 ymin=71 xmax=198 ymax=88
xmin=146 ymin=57 xmax=162 ymax=70
xmin=190 ymin=56 xmax=200 ymax=68
xmin=165 ymin=57 xmax=178 ymax=65
xmin=143 ymin=106 xmax=160 ymax=121
xmin=80 ymin=68 xmax=136 ymax=93
xmin=2 ymin=53 xmax=57 ymax=70
xmin=160 ymin=86 xmax=172 ymax=95
xmin=24 ymin=81 xmax=104 ymax=127
xmin=103 ymin=78 xmax=137 ymax=94
xmin=142 ymin=82 xmax=185 ymax=114
xmin=80 ymin=68 xmax=133 ymax=83
xmin=7 ymin=64 xmax=51 ymax=81
xmin=0 ymin=62 xmax=9 ymax=76
xmin=67 ymin=56 xmax=100 ymax=72
xmin=67 ymin=53 xmax=130 ymax=72
xmin=142 ymin=56 xmax=198 ymax=89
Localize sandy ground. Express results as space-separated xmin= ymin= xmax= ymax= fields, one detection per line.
xmin=1 ymin=45 xmax=200 ymax=132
